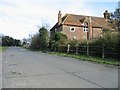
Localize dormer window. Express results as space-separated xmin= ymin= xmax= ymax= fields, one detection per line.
xmin=70 ymin=27 xmax=75 ymax=32
xmin=83 ymin=27 xmax=88 ymax=32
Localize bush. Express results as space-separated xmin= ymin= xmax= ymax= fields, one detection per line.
xmin=29 ymin=33 xmax=41 ymax=50
xmin=49 ymin=32 xmax=68 ymax=51
xmin=39 ymin=27 xmax=49 ymax=51
xmin=77 ymin=32 xmax=119 ymax=59
xmin=29 ymin=27 xmax=49 ymax=51
xmin=51 ymin=32 xmax=67 ymax=42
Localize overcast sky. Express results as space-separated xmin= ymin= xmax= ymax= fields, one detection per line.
xmin=0 ymin=0 xmax=119 ymax=40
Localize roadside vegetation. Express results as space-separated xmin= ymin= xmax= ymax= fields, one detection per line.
xmin=48 ymin=31 xmax=119 ymax=66
xmin=1 ymin=35 xmax=21 ymax=46
xmin=0 ymin=46 xmax=8 ymax=52
xmin=49 ymin=52 xmax=119 ymax=66
xmin=0 ymin=34 xmax=21 ymax=52
xmin=29 ymin=26 xmax=49 ymax=51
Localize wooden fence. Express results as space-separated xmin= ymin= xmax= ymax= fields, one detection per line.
xmin=52 ymin=44 xmax=118 ymax=59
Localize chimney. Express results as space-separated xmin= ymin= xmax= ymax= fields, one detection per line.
xmin=103 ymin=10 xmax=110 ymax=21
xmin=58 ymin=11 xmax=62 ymax=25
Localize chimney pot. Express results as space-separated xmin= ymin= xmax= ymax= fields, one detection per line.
xmin=103 ymin=10 xmax=110 ymax=21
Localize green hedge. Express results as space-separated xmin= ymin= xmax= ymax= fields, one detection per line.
xmin=49 ymin=32 xmax=119 ymax=60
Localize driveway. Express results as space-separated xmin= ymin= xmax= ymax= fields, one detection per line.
xmin=2 ymin=47 xmax=118 ymax=88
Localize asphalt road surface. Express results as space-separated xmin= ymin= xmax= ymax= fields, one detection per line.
xmin=2 ymin=47 xmax=118 ymax=88
xmin=0 ymin=52 xmax=2 ymax=89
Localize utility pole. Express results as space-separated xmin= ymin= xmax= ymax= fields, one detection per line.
xmin=87 ymin=40 xmax=89 ymax=56
xmin=86 ymin=17 xmax=91 ymax=56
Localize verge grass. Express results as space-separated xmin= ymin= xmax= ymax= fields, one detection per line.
xmin=49 ymin=52 xmax=120 ymax=66
xmin=0 ymin=46 xmax=8 ymax=52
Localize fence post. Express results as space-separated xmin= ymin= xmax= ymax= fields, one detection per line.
xmin=102 ymin=43 xmax=105 ymax=58
xmin=76 ymin=45 xmax=78 ymax=55
xmin=87 ymin=41 xmax=89 ymax=56
xmin=67 ymin=44 xmax=70 ymax=53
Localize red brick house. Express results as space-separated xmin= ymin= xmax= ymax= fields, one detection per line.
xmin=50 ymin=10 xmax=112 ymax=40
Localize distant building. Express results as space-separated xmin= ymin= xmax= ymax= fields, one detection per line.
xmin=50 ymin=10 xmax=113 ymax=40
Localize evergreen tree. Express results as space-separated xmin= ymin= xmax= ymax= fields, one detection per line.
xmin=39 ymin=27 xmax=49 ymax=50
xmin=110 ymin=8 xmax=120 ymax=31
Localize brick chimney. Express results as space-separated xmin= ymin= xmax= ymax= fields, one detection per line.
xmin=103 ymin=10 xmax=110 ymax=21
xmin=58 ymin=11 xmax=62 ymax=25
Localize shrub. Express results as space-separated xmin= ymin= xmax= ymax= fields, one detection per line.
xmin=29 ymin=33 xmax=41 ymax=50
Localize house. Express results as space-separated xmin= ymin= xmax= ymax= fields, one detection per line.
xmin=50 ymin=10 xmax=113 ymax=40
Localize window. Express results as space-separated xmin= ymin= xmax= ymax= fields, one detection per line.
xmin=83 ymin=27 xmax=88 ymax=32
xmin=55 ymin=28 xmax=57 ymax=32
xmin=70 ymin=27 xmax=75 ymax=32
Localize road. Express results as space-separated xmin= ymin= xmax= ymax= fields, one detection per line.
xmin=0 ymin=51 xmax=2 ymax=89
xmin=2 ymin=47 xmax=118 ymax=88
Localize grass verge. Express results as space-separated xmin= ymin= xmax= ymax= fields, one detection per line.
xmin=0 ymin=46 xmax=8 ymax=52
xmin=49 ymin=52 xmax=120 ymax=66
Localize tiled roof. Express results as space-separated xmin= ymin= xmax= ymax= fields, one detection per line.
xmin=63 ymin=14 xmax=81 ymax=26
xmin=50 ymin=13 xmax=112 ymax=31
xmin=69 ymin=14 xmax=112 ymax=29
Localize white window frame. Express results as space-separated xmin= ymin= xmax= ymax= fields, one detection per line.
xmin=83 ymin=27 xmax=88 ymax=32
xmin=55 ymin=28 xmax=57 ymax=32
xmin=70 ymin=27 xmax=75 ymax=32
